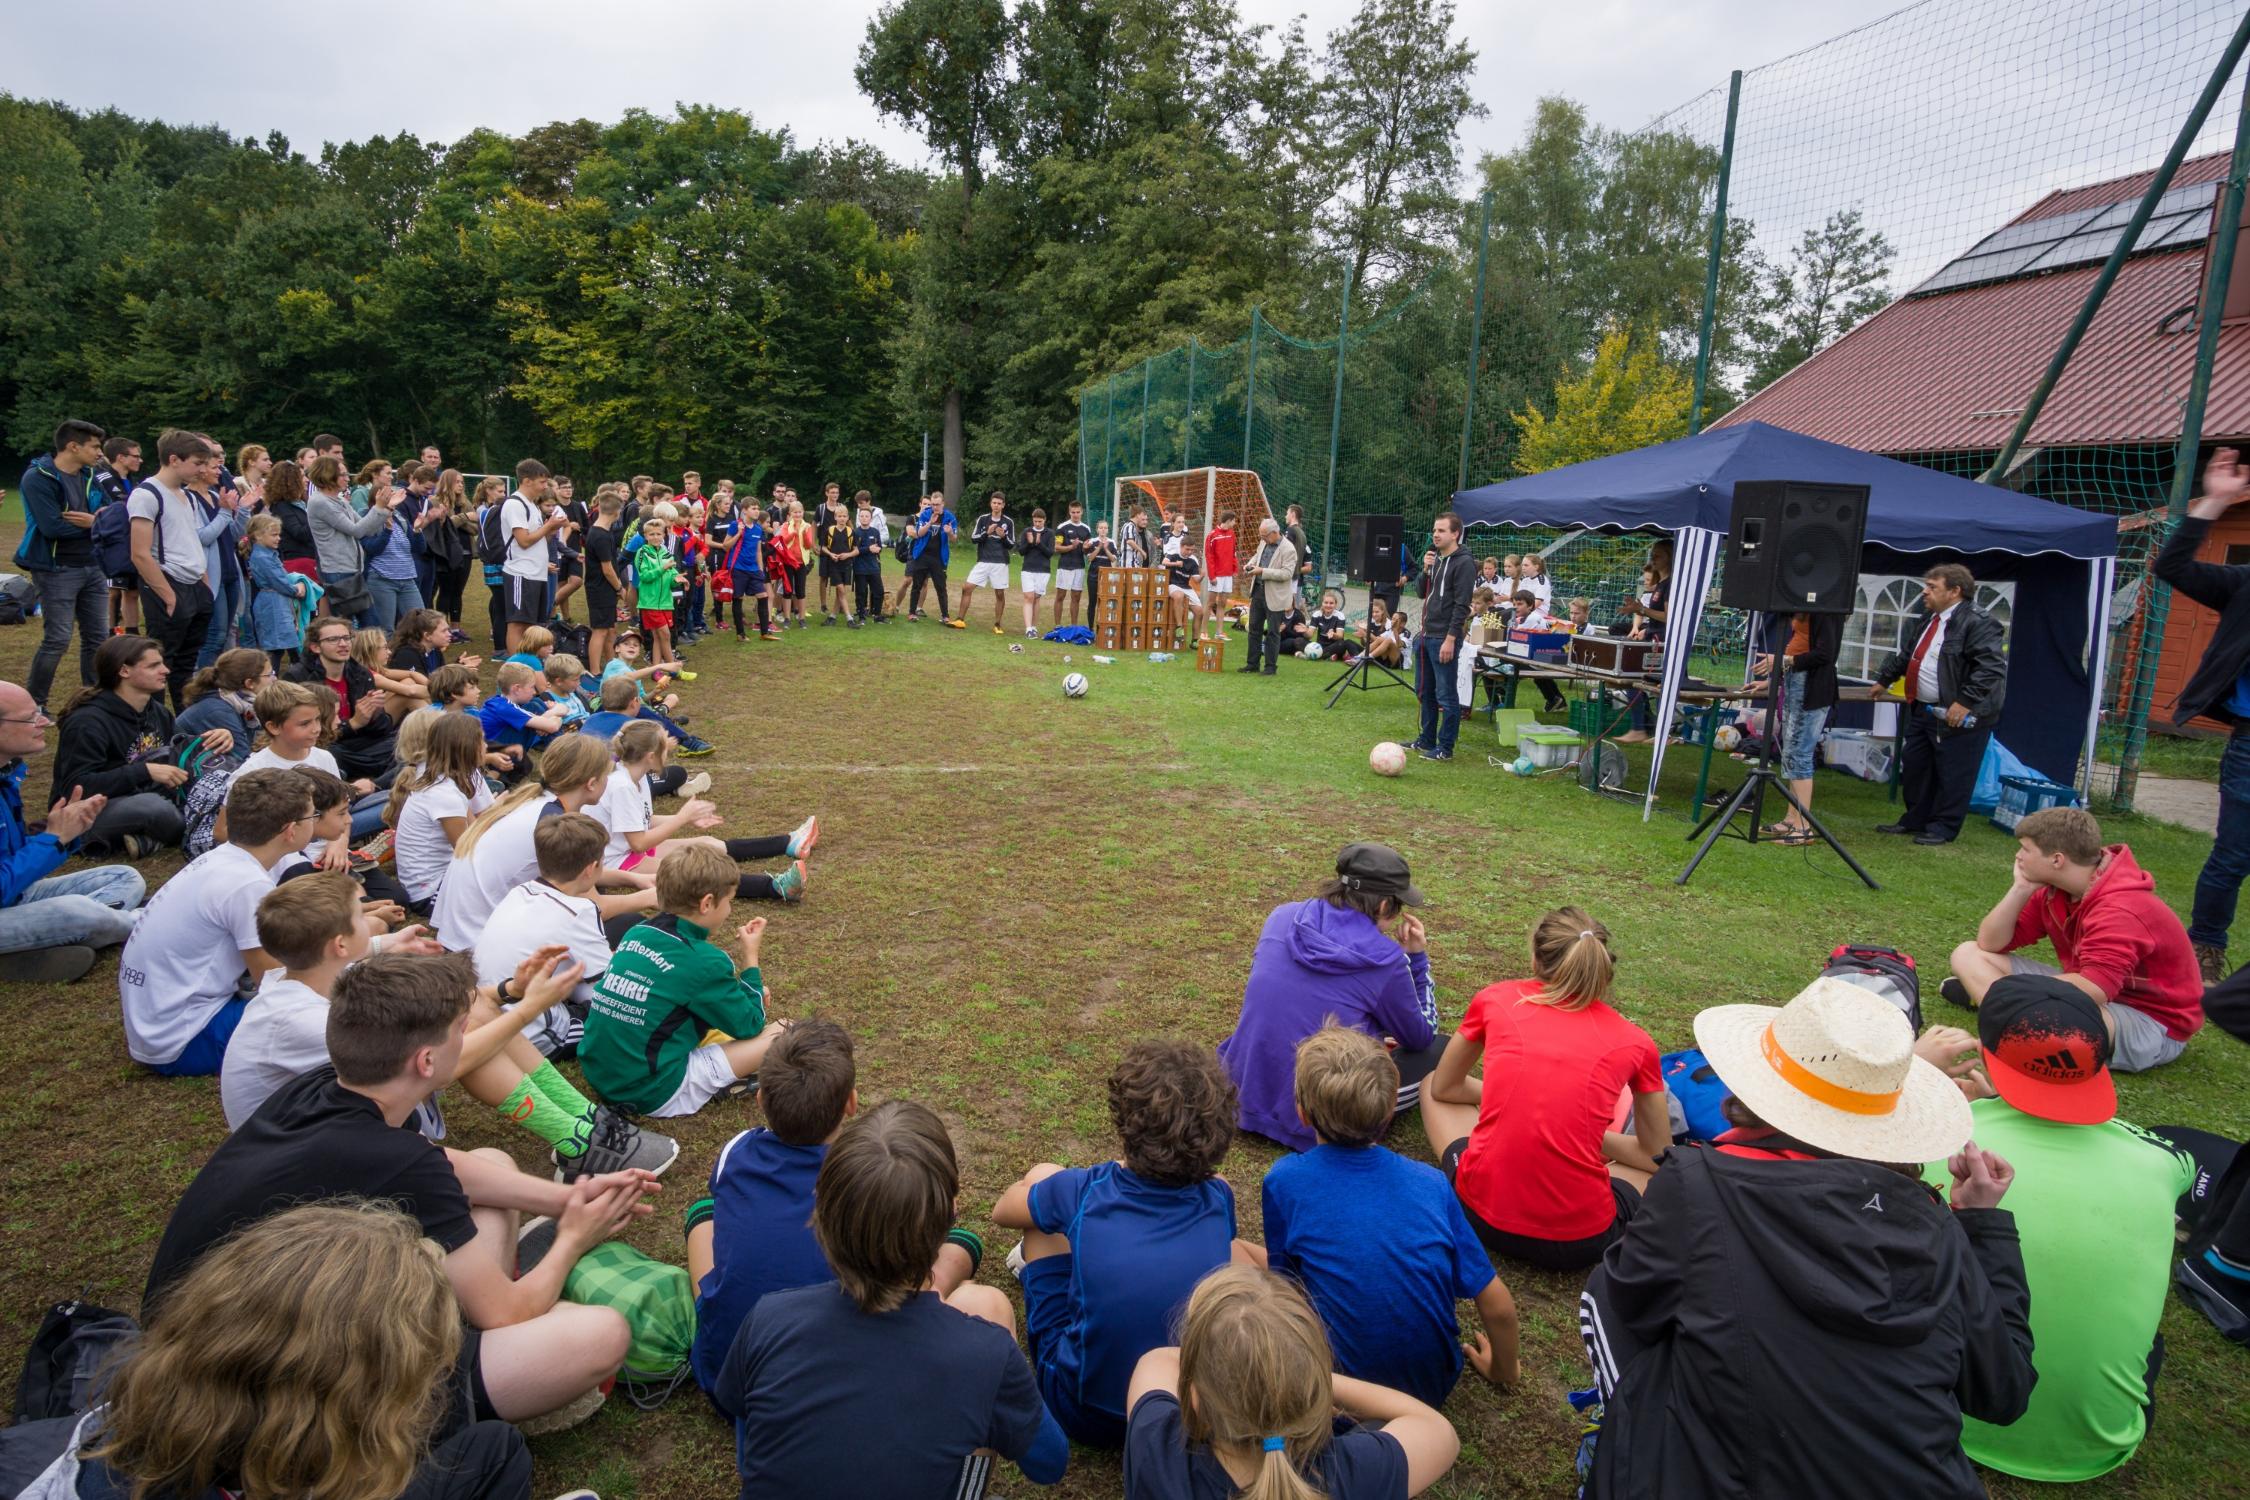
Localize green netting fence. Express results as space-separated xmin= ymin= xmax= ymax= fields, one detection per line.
xmin=1078 ymin=0 xmax=2250 ymax=810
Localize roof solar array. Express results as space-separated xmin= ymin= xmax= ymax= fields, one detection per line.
xmin=1911 ymin=178 xmax=2218 ymax=296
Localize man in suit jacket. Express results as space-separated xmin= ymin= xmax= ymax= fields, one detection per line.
xmin=1873 ymin=563 xmax=2007 ymax=845
xmin=1238 ymin=519 xmax=1298 ymax=676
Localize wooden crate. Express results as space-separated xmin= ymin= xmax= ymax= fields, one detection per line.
xmin=1197 ymin=636 xmax=1226 ymax=672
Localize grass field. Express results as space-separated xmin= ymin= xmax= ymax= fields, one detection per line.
xmin=1 ymin=549 xmax=2244 ymax=1500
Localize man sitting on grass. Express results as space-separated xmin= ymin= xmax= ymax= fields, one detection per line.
xmin=1944 ymin=806 xmax=2203 ymax=1073
xmin=0 ymin=676 xmax=144 ymax=983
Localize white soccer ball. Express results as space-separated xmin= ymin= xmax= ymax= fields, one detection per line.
xmin=1063 ymin=672 xmax=1089 ymax=698
xmin=1369 ymin=741 xmax=1407 ymax=777
xmin=1304 ymin=644 xmax=1324 ymax=661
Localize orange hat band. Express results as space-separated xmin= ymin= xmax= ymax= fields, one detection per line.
xmin=1760 ymin=1024 xmax=1902 ymax=1117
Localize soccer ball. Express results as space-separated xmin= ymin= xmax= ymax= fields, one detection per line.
xmin=1008 ymin=642 xmax=1025 ymax=654
xmin=1713 ymin=725 xmax=1742 ymax=751
xmin=1512 ymin=756 xmax=1537 ymax=776
xmin=1369 ymin=741 xmax=1407 ymax=777
xmin=1304 ymin=644 xmax=1324 ymax=661
xmin=1062 ymin=672 xmax=1089 ymax=698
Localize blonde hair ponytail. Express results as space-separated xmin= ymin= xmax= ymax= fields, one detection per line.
xmin=1526 ymin=906 xmax=1615 ymax=1011
xmin=1178 ymin=1266 xmax=1332 ymax=1500
xmin=452 ymin=732 xmax=612 ymax=862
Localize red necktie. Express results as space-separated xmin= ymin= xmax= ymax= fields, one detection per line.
xmin=1904 ymin=615 xmax=1942 ymax=702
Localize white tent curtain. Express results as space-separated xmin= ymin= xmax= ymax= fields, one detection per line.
xmin=2081 ymin=555 xmax=2116 ymax=801
xmin=1641 ymin=526 xmax=1724 ymax=821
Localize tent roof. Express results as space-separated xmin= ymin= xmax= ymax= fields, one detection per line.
xmin=1453 ymin=421 xmax=2118 ymax=560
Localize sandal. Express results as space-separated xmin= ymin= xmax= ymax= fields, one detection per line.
xmin=1771 ymin=826 xmax=1815 ymax=846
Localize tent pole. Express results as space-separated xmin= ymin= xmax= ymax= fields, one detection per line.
xmin=2114 ymin=71 xmax=2250 ymax=812
xmin=1458 ymin=191 xmax=1494 ymax=492
xmin=1688 ymin=72 xmax=1741 ymax=436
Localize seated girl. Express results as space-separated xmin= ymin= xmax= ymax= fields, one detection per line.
xmin=353 ymin=627 xmax=429 ymax=719
xmin=596 ymin=721 xmax=814 ymax=901
xmin=388 ymin=710 xmax=495 ymax=916
xmin=175 ymin=648 xmax=272 ymax=748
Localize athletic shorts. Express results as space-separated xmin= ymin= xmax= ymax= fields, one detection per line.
xmin=110 ymin=573 xmax=139 ymax=593
xmin=1210 ymin=575 xmax=1233 ymax=593
xmin=1054 ymin=568 xmax=1087 ymax=592
xmin=819 ymin=557 xmax=845 ymax=583
xmin=967 ymin=561 xmax=1011 ymax=590
xmin=1168 ymin=584 xmax=1202 ymax=606
xmin=557 ymin=555 xmax=583 ymax=582
xmin=1441 ymin=1136 xmax=1641 ymax=1272
xmin=504 ymin=576 xmax=550 ymax=625
xmin=639 ymin=608 xmax=674 ymax=632
xmin=733 ymin=569 xmax=767 ymax=593
xmin=650 ymin=1042 xmax=743 ymax=1119
xmin=584 ymin=579 xmax=617 ymax=620
xmin=2005 ymin=956 xmax=2189 ymax=1071
xmin=1019 ymin=1253 xmax=1122 ymax=1447
xmin=1021 ymin=571 xmax=1050 ymax=597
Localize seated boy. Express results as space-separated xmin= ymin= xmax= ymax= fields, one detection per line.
xmin=538 ymin=654 xmax=592 ymax=733
xmin=580 ymin=842 xmax=789 ymax=1117
xmin=473 ymin=813 xmax=616 ymax=1059
xmin=478 ymin=661 xmax=566 ymax=756
xmin=429 ymin=661 xmax=481 ymax=715
xmin=995 ymin=1037 xmax=1244 ymax=1447
xmin=119 ymin=769 xmax=314 ymax=1076
xmin=600 ymin=629 xmax=711 ymax=755
xmin=580 ymin=674 xmax=642 ymax=743
xmin=276 ymin=766 xmax=413 ymax=911
xmin=1502 ymin=588 xmax=1566 ymax=711
xmin=1262 ymin=1026 xmax=1519 ymax=1406
xmin=1945 ymin=806 xmax=2203 ymax=1072
xmin=715 ymin=1099 xmax=1067 ymax=1498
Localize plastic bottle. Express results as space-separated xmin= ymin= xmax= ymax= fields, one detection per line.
xmin=1091 ymin=654 xmax=1114 ymax=665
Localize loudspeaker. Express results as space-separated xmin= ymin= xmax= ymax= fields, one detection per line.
xmin=1347 ymin=514 xmax=1403 ymax=585
xmin=1719 ymin=481 xmax=1869 ymax=614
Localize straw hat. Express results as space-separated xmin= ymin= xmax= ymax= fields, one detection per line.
xmin=1694 ymin=977 xmax=1972 ymax=1163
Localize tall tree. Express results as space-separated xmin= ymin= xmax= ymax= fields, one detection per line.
xmin=1748 ymin=207 xmax=1895 ymax=393
xmin=1513 ymin=322 xmax=1691 ymax=474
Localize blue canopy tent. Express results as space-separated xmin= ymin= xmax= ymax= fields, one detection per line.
xmin=1454 ymin=421 xmax=2120 ymax=819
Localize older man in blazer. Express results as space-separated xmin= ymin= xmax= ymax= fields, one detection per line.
xmin=1238 ymin=518 xmax=1298 ymax=676
xmin=1873 ymin=562 xmax=2008 ymax=845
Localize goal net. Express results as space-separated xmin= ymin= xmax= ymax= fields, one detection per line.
xmin=1109 ymin=467 xmax=1274 ymax=600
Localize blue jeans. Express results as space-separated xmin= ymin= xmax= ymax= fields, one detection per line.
xmin=197 ymin=569 xmax=243 ymax=668
xmin=28 ymin=563 xmax=111 ymax=710
xmin=148 ymin=995 xmax=248 ymax=1077
xmin=367 ymin=571 xmax=424 ymax=631
xmin=1414 ymin=632 xmax=1463 ymax=754
xmin=1780 ymin=672 xmax=1830 ymax=780
xmin=0 ymin=865 xmax=146 ymax=952
xmin=2191 ymin=727 xmax=2250 ymax=947
xmin=350 ymin=788 xmax=390 ymax=841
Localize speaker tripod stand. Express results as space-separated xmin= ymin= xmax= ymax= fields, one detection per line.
xmin=1323 ymin=649 xmax=1414 ymax=709
xmin=1676 ymin=669 xmax=1878 ymax=890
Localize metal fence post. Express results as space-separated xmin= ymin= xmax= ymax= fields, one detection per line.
xmin=1457 ymin=191 xmax=1494 ymax=493
xmin=1320 ymin=269 xmax=1356 ymax=586
xmin=1185 ymin=338 xmax=1198 ymax=471
xmin=1138 ymin=359 xmax=1152 ymax=474
xmin=2115 ymin=77 xmax=2250 ymax=812
xmin=1688 ymin=71 xmax=1742 ymax=436
xmin=1241 ymin=308 xmax=1261 ymax=472
xmin=1103 ymin=375 xmax=1117 ymax=528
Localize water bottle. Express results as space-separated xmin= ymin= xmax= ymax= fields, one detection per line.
xmin=1148 ymin=651 xmax=1174 ymax=663
xmin=1091 ymin=654 xmax=1114 ymax=665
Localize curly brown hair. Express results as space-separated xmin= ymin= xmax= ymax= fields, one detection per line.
xmin=1108 ymin=1038 xmax=1238 ymax=1186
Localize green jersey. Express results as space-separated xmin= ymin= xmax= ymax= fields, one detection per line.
xmin=1920 ymin=1099 xmax=2192 ymax=1481
xmin=581 ymin=912 xmax=766 ymax=1114
xmin=635 ymin=542 xmax=678 ymax=611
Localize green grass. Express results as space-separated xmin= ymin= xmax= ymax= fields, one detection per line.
xmin=0 ymin=544 xmax=2243 ymax=1500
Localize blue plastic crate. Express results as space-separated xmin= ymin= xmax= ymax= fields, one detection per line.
xmin=1989 ymin=773 xmax=2078 ymax=833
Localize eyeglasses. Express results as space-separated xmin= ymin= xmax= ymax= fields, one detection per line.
xmin=0 ymin=710 xmax=51 ymax=728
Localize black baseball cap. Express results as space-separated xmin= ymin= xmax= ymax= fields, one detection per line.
xmin=1978 ymin=974 xmax=2116 ymax=1125
xmin=1335 ymin=843 xmax=1424 ymax=907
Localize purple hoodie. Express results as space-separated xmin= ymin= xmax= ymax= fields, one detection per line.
xmin=1217 ymin=897 xmax=1437 ymax=1151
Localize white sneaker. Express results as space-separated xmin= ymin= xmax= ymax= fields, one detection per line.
xmin=1004 ymin=1240 xmax=1027 ymax=1280
xmin=679 ymin=771 xmax=713 ymax=799
xmin=519 ymin=1384 xmax=606 ymax=1436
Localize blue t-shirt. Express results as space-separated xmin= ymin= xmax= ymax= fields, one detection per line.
xmin=692 ymin=1129 xmax=831 ymax=1392
xmin=1028 ymin=1163 xmax=1235 ymax=1429
xmin=716 ymin=1283 xmax=1054 ymax=1500
xmin=476 ymin=694 xmax=538 ymax=749
xmin=732 ymin=521 xmax=768 ymax=577
xmin=1262 ymin=1144 xmax=1495 ymax=1407
xmin=581 ymin=709 xmax=633 ymax=742
xmin=1122 ymin=1391 xmax=1407 ymax=1500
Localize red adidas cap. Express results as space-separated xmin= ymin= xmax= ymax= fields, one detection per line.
xmin=1977 ymin=974 xmax=2117 ymax=1126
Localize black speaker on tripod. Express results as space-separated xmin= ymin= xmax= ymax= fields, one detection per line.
xmin=1718 ymin=481 xmax=1869 ymax=614
xmin=1347 ymin=514 xmax=1403 ymax=585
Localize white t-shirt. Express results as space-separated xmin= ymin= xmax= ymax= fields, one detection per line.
xmin=433 ymin=794 xmax=552 ymax=951
xmin=594 ymin=764 xmax=653 ymax=865
xmin=236 ymin=744 xmax=341 ymax=778
xmin=1516 ymin=571 xmax=1553 ymax=607
xmin=502 ymin=492 xmax=549 ymax=580
xmin=476 ymin=882 xmax=608 ymax=1056
xmin=119 ymin=842 xmax=276 ymax=1065
xmin=396 ymin=775 xmax=495 ymax=903
xmin=219 ymin=970 xmax=333 ymax=1127
xmin=127 ymin=480 xmax=208 ymax=585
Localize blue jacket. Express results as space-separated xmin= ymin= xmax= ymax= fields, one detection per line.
xmin=0 ymin=760 xmax=70 ymax=908
xmin=909 ymin=505 xmax=954 ymax=566
xmin=14 ymin=456 xmax=100 ymax=573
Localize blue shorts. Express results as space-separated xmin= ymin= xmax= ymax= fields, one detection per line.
xmin=149 ymin=996 xmax=249 ymax=1078
xmin=1019 ymin=1253 xmax=1124 ymax=1448
xmin=733 ymin=569 xmax=766 ymax=590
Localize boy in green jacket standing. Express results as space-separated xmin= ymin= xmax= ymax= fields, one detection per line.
xmin=582 ymin=842 xmax=788 ymax=1118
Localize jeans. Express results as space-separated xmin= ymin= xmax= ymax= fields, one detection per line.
xmin=367 ymin=571 xmax=425 ymax=630
xmin=28 ymin=564 xmax=111 ymax=709
xmin=351 ymin=787 xmax=391 ymax=840
xmin=83 ymin=790 xmax=185 ymax=854
xmin=0 ymin=865 xmax=145 ymax=952
xmin=1414 ymin=632 xmax=1463 ymax=754
xmin=143 ymin=578 xmax=212 ymax=710
xmin=684 ymin=574 xmax=707 ymax=634
xmin=197 ymin=569 xmax=243 ymax=668
xmin=1780 ymin=672 xmax=1830 ymax=781
xmin=2192 ymin=726 xmax=2250 ymax=947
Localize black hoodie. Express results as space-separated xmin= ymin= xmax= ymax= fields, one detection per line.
xmin=52 ymin=691 xmax=175 ymax=800
xmin=1582 ymin=1145 xmax=2035 ymax=1500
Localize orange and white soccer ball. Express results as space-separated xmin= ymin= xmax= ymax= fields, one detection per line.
xmin=1369 ymin=741 xmax=1407 ymax=777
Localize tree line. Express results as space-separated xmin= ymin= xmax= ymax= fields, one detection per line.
xmin=0 ymin=0 xmax=1894 ymax=500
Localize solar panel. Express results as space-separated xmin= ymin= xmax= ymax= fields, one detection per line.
xmin=1911 ymin=178 xmax=2219 ymax=297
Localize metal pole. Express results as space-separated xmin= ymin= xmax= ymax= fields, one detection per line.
xmin=1138 ymin=359 xmax=1151 ymax=473
xmin=1320 ymin=267 xmax=1356 ymax=587
xmin=1184 ymin=338 xmax=1198 ymax=472
xmin=1986 ymin=7 xmax=2250 ymax=484
xmin=1457 ymin=191 xmax=1494 ymax=492
xmin=920 ymin=430 xmax=929 ymax=489
xmin=1688 ymin=71 xmax=1741 ymax=436
xmin=1102 ymin=376 xmax=1116 ymax=530
xmin=2115 ymin=77 xmax=2250 ymax=811
xmin=1241 ymin=308 xmax=1261 ymax=471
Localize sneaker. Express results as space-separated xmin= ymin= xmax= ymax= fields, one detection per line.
xmin=677 ymin=741 xmax=716 ymax=758
xmin=678 ymin=771 xmax=713 ymax=799
xmin=351 ymin=828 xmax=394 ymax=867
xmin=946 ymin=618 xmax=967 ymax=630
xmin=546 ymin=1491 xmax=602 ymax=1499
xmin=554 ymin=1106 xmax=681 ymax=1184
xmin=848 ymin=617 xmax=862 ymax=630
xmin=2196 ymin=942 xmax=2230 ymax=986
xmin=822 ymin=614 xmax=837 ymax=626
xmin=1417 ymin=747 xmax=1453 ymax=761
xmin=15 ymin=946 xmax=96 ymax=984
xmin=771 ymin=859 xmax=808 ymax=901
xmin=519 ymin=1384 xmax=607 ymax=1437
xmin=448 ymin=627 xmax=470 ymax=645
xmin=118 ymin=833 xmax=156 ymax=861
xmin=1004 ymin=1240 xmax=1028 ymax=1280
xmin=674 ymin=669 xmax=699 ymax=683
xmin=761 ymin=630 xmax=782 ymax=641
xmin=787 ymin=815 xmax=819 ymax=858
xmin=1024 ymin=628 xmax=1040 ymax=639
xmin=1938 ymin=976 xmax=1976 ymax=1012
xmin=993 ymin=624 xmax=1005 ymax=636
xmin=515 ymin=1216 xmax=559 ymax=1276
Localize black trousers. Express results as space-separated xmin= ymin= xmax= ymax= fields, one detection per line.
xmin=431 ymin=560 xmax=471 ymax=623
xmin=854 ymin=574 xmax=882 ymax=617
xmin=910 ymin=561 xmax=949 ymax=618
xmin=727 ymin=834 xmax=792 ymax=900
xmin=1897 ymin=711 xmax=1991 ymax=840
xmin=143 ymin=579 xmax=212 ymax=711
xmin=1246 ymin=594 xmax=1281 ymax=670
xmin=402 ymin=1420 xmax=531 ymax=1500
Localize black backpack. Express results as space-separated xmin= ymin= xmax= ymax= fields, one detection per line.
xmin=548 ymin=618 xmax=592 ymax=663
xmin=11 ymin=1297 xmax=137 ymax=1423
xmin=1819 ymin=942 xmax=1923 ymax=1033
xmin=477 ymin=501 xmax=511 ymax=567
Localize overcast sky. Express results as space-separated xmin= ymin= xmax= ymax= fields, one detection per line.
xmin=5 ymin=0 xmax=1910 ymax=172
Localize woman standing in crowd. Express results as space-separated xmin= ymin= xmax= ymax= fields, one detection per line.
xmin=262 ymin=458 xmax=320 ymax=586
xmin=424 ymin=468 xmax=477 ymax=625
xmin=1755 ymin=610 xmax=1842 ymax=845
xmin=777 ymin=498 xmax=815 ymax=629
xmin=232 ymin=443 xmax=271 ymax=508
xmin=306 ymin=454 xmax=392 ymax=627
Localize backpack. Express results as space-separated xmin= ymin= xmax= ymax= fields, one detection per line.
xmin=477 ymin=501 xmax=511 ymax=567
xmin=1660 ymin=1047 xmax=1732 ymax=1142
xmin=92 ymin=498 xmax=136 ymax=578
xmin=547 ymin=618 xmax=591 ymax=663
xmin=10 ymin=1298 xmax=138 ymax=1424
xmin=1818 ymin=942 xmax=1923 ymax=1033
xmin=562 ymin=1242 xmax=694 ymax=1406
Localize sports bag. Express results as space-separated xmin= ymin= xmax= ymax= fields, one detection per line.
xmin=1818 ymin=942 xmax=1923 ymax=1033
xmin=92 ymin=498 xmax=135 ymax=578
xmin=1660 ymin=1048 xmax=1731 ymax=1143
xmin=11 ymin=1298 xmax=137 ymax=1424
xmin=562 ymin=1241 xmax=694 ymax=1406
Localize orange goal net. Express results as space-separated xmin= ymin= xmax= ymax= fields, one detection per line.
xmin=1109 ymin=467 xmax=1275 ymax=600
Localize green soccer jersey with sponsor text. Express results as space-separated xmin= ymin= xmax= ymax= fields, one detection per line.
xmin=581 ymin=912 xmax=766 ymax=1114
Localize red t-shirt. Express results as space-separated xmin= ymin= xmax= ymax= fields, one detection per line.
xmin=1453 ymin=980 xmax=1663 ymax=1240
xmin=324 ymin=672 xmax=355 ymax=720
xmin=1207 ymin=527 xmax=1238 ymax=578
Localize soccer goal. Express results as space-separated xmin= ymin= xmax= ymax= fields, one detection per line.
xmin=1110 ymin=466 xmax=1275 ymax=599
